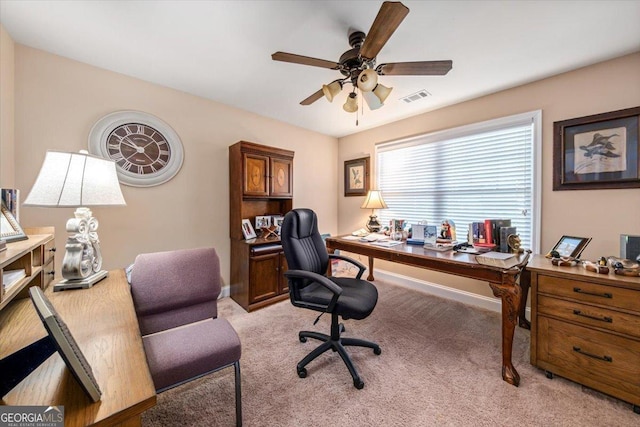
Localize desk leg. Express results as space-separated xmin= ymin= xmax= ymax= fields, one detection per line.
xmin=367 ymin=256 xmax=375 ymax=281
xmin=518 ymin=269 xmax=531 ymax=330
xmin=489 ymin=282 xmax=521 ymax=387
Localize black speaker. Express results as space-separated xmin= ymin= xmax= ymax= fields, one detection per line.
xmin=620 ymin=234 xmax=640 ymax=261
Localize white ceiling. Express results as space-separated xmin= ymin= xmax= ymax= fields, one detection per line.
xmin=1 ymin=1 xmax=639 ymax=138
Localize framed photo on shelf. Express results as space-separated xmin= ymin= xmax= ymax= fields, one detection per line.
xmin=344 ymin=156 xmax=370 ymax=197
xmin=553 ymin=106 xmax=640 ymax=190
xmin=272 ymin=216 xmax=285 ymax=234
xmin=255 ymin=215 xmax=271 ymax=230
xmin=549 ymin=235 xmax=592 ymax=258
xmin=1 ymin=200 xmax=27 ymax=242
xmin=241 ymin=219 xmax=257 ymax=240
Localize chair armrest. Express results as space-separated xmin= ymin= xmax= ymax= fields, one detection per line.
xmin=328 ymin=254 xmax=366 ymax=279
xmin=284 ymin=269 xmax=342 ymax=312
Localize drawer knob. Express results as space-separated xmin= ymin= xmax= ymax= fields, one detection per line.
xmin=48 ymin=271 xmax=56 ymax=276
xmin=572 ymin=346 xmax=612 ymax=363
xmin=572 ymin=309 xmax=613 ymax=323
xmin=49 ymin=247 xmax=57 ymax=252
xmin=572 ymin=287 xmax=612 ymax=299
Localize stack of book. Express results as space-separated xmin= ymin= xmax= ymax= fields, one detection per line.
xmin=2 ymin=268 xmax=26 ymax=292
xmin=475 ymin=252 xmax=520 ymax=268
xmin=468 ymin=219 xmax=515 ymax=253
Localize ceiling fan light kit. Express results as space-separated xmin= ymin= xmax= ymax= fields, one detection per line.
xmin=357 ymin=69 xmax=378 ymax=92
xmin=322 ymin=81 xmax=342 ymax=102
xmin=343 ymin=92 xmax=359 ymax=113
xmin=271 ymin=1 xmax=452 ymax=120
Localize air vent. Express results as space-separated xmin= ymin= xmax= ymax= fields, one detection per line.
xmin=400 ymin=90 xmax=431 ymax=104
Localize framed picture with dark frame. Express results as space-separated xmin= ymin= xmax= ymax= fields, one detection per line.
xmin=553 ymin=106 xmax=640 ymax=190
xmin=1 ymin=201 xmax=27 ymax=243
xmin=549 ymin=235 xmax=592 ymax=258
xmin=344 ymin=156 xmax=370 ymax=197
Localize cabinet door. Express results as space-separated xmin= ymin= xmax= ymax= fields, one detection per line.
xmin=249 ymin=253 xmax=280 ymax=303
xmin=270 ymin=157 xmax=293 ymax=198
xmin=279 ymin=252 xmax=289 ymax=294
xmin=243 ymin=153 xmax=269 ymax=197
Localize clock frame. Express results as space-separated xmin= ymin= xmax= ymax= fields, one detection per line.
xmin=88 ymin=111 xmax=184 ymax=187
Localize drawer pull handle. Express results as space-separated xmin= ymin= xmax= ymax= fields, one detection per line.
xmin=572 ymin=346 xmax=612 ymax=363
xmin=572 ymin=309 xmax=612 ymax=323
xmin=572 ymin=287 xmax=612 ymax=299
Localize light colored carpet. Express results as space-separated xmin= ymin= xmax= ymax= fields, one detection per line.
xmin=141 ymin=278 xmax=637 ymax=426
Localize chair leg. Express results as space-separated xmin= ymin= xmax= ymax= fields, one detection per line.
xmin=299 ymin=330 xmax=330 ymax=343
xmin=342 ymin=337 xmax=381 ymax=353
xmin=334 ymin=341 xmax=364 ymax=389
xmin=297 ymin=340 xmax=333 ymax=376
xmin=234 ymin=361 xmax=242 ymax=427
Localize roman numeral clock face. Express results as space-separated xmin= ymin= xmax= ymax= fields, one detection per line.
xmin=89 ymin=111 xmax=184 ymax=187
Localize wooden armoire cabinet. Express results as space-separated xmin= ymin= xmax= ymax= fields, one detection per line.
xmin=229 ymin=141 xmax=294 ymax=312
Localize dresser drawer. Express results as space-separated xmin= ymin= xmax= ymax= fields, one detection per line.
xmin=538 ymin=274 xmax=640 ymax=313
xmin=538 ymin=295 xmax=640 ymax=339
xmin=43 ymin=239 xmax=56 ymax=265
xmin=537 ymin=317 xmax=640 ymax=398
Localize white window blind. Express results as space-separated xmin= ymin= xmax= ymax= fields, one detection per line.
xmin=376 ymin=111 xmax=541 ymax=251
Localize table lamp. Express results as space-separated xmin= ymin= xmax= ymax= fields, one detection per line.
xmin=24 ymin=150 xmax=126 ymax=291
xmin=360 ymin=190 xmax=387 ymax=232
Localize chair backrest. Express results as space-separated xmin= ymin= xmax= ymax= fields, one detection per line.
xmin=281 ymin=209 xmax=330 ymax=290
xmin=130 ymin=247 xmax=221 ymax=336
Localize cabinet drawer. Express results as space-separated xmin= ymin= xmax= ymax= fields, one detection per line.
xmin=44 ymin=240 xmax=56 ymax=265
xmin=43 ymin=261 xmax=55 ymax=289
xmin=538 ymin=295 xmax=640 ymax=338
xmin=538 ymin=275 xmax=640 ymax=312
xmin=537 ymin=316 xmax=640 ymax=397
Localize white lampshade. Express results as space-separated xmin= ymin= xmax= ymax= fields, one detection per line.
xmin=360 ymin=190 xmax=388 ymax=210
xmin=322 ymin=81 xmax=342 ymax=102
xmin=373 ymin=83 xmax=393 ymax=103
xmin=343 ymin=92 xmax=358 ymax=113
xmin=357 ymin=69 xmax=378 ymax=92
xmin=362 ymin=91 xmax=383 ymax=111
xmin=24 ymin=150 xmax=126 ymax=207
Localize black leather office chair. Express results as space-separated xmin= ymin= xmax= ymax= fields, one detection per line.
xmin=280 ymin=208 xmax=381 ymax=389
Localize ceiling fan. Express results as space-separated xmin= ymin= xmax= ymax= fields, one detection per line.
xmin=271 ymin=1 xmax=452 ymax=114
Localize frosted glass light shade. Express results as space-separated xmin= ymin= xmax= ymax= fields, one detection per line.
xmin=24 ymin=151 xmax=126 ymax=207
xmin=343 ymin=92 xmax=358 ymax=113
xmin=357 ymin=69 xmax=378 ymax=92
xmin=362 ymin=91 xmax=383 ymax=110
xmin=360 ymin=190 xmax=388 ymax=209
xmin=373 ymin=83 xmax=393 ymax=103
xmin=322 ymin=81 xmax=342 ymax=102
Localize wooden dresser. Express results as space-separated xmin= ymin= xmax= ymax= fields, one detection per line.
xmin=528 ymin=255 xmax=640 ymax=413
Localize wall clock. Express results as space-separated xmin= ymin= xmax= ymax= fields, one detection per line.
xmin=88 ymin=111 xmax=184 ymax=187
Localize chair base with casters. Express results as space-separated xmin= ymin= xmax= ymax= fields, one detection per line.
xmin=296 ymin=312 xmax=381 ymax=389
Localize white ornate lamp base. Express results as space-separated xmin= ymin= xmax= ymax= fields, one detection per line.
xmin=54 ymin=270 xmax=109 ymax=292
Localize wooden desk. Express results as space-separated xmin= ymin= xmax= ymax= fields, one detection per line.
xmin=326 ymin=236 xmax=530 ymax=386
xmin=0 ymin=269 xmax=156 ymax=427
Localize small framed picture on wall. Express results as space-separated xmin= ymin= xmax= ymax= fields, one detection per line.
xmin=344 ymin=156 xmax=370 ymax=197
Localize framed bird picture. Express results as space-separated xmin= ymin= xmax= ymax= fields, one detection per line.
xmin=344 ymin=156 xmax=370 ymax=197
xmin=553 ymin=106 xmax=640 ymax=190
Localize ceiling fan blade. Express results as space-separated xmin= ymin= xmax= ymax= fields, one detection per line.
xmin=377 ymin=60 xmax=453 ymax=76
xmin=300 ymin=89 xmax=324 ymax=105
xmin=272 ymin=52 xmax=340 ymax=70
xmin=359 ymin=1 xmax=410 ymax=61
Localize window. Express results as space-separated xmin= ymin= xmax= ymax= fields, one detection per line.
xmin=376 ymin=111 xmax=541 ymax=252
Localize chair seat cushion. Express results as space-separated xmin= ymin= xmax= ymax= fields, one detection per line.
xmin=300 ymin=277 xmax=378 ymax=320
xmin=142 ymin=317 xmax=241 ymax=391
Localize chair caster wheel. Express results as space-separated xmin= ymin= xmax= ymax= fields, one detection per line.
xmin=297 ymin=368 xmax=307 ymax=378
xmin=545 ymin=371 xmax=554 ymax=379
xmin=340 ymin=323 xmax=346 ymax=333
xmin=354 ymin=378 xmax=364 ymax=389
xmin=373 ymin=347 xmax=382 ymax=355
xmin=299 ymin=336 xmax=307 ymax=343
xmin=633 ymin=404 xmax=639 ymax=414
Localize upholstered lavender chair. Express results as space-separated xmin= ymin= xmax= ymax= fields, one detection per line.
xmin=130 ymin=247 xmax=242 ymax=426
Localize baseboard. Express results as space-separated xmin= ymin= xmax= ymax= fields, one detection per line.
xmin=373 ymin=268 xmax=531 ymax=321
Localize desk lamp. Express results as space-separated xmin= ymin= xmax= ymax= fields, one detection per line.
xmin=360 ymin=190 xmax=387 ymax=232
xmin=24 ymin=150 xmax=126 ymax=291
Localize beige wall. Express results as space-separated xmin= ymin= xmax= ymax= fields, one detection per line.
xmin=9 ymin=45 xmax=338 ymax=286
xmin=338 ymin=52 xmax=640 ymax=298
xmin=0 ymin=25 xmax=15 ymax=187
